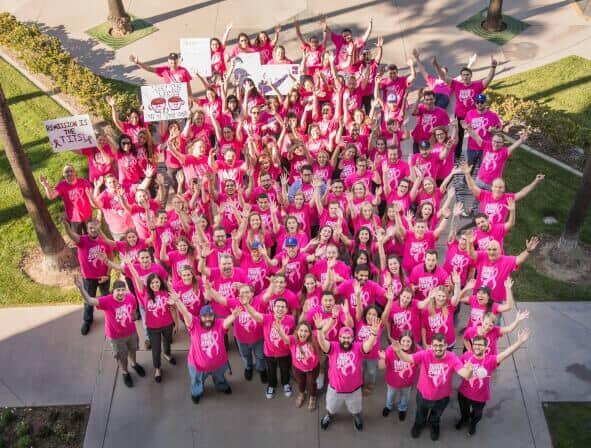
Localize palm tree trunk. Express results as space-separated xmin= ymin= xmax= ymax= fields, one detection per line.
xmin=0 ymin=82 xmax=76 ymax=270
xmin=484 ymin=0 xmax=504 ymax=32
xmin=562 ymin=153 xmax=591 ymax=244
xmin=107 ymin=0 xmax=133 ymax=36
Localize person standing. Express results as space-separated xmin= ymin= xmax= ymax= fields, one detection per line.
xmin=74 ymin=277 xmax=145 ymax=387
xmin=393 ymin=332 xmax=473 ymax=441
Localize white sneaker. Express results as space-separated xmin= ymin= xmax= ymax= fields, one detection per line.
xmin=316 ymin=373 xmax=325 ymax=390
xmin=266 ymin=386 xmax=275 ymax=399
xmin=283 ymin=383 xmax=293 ymax=397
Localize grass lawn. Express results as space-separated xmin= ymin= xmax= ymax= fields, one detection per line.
xmin=543 ymin=402 xmax=591 ymax=448
xmin=0 ymin=57 xmax=81 ymax=306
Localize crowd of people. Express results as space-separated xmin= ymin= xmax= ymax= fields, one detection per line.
xmin=39 ymin=16 xmax=543 ymax=441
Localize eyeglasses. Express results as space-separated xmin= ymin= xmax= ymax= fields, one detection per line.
xmin=475 ymin=100 xmax=486 ymax=105
xmin=122 ymin=141 xmax=132 ymax=145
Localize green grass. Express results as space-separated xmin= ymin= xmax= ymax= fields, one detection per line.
xmin=0 ymin=57 xmax=81 ymax=306
xmin=86 ymin=16 xmax=157 ymax=50
xmin=492 ymin=55 xmax=591 ymax=129
xmin=457 ymin=8 xmax=529 ymax=45
xmin=543 ymin=402 xmax=591 ymax=448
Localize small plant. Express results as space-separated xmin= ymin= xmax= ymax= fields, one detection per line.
xmin=15 ymin=435 xmax=34 ymax=448
xmin=15 ymin=420 xmax=32 ymax=437
xmin=0 ymin=408 xmax=15 ymax=426
xmin=47 ymin=409 xmax=60 ymax=424
xmin=36 ymin=424 xmax=53 ymax=438
xmin=52 ymin=421 xmax=66 ymax=438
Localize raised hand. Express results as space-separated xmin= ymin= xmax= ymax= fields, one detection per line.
xmin=453 ymin=201 xmax=464 ymax=217
xmin=516 ymin=309 xmax=530 ymax=322
xmin=105 ymin=95 xmax=116 ymax=107
xmin=517 ymin=328 xmax=531 ymax=343
xmin=504 ymin=277 xmax=514 ymax=290
xmin=525 ymin=236 xmax=540 ymax=252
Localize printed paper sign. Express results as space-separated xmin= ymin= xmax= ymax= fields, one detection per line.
xmin=180 ymin=38 xmax=212 ymax=76
xmin=257 ymin=65 xmax=300 ymax=95
xmin=44 ymin=114 xmax=97 ymax=153
xmin=141 ymin=82 xmax=190 ymax=122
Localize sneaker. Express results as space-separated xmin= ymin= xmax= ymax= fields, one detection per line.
xmin=316 ymin=373 xmax=325 ymax=390
xmin=223 ymin=387 xmax=232 ymax=395
xmin=131 ymin=363 xmax=146 ymax=377
xmin=411 ymin=424 xmax=423 ymax=438
xmin=353 ymin=415 xmax=363 ymax=431
xmin=259 ymin=370 xmax=268 ymax=383
xmin=283 ymin=384 xmax=293 ymax=397
xmin=244 ymin=368 xmax=253 ymax=381
xmin=320 ymin=414 xmax=331 ymax=430
xmin=430 ymin=425 xmax=440 ymax=441
xmin=468 ymin=422 xmax=477 ymax=436
xmin=144 ymin=339 xmax=151 ymax=350
xmin=191 ymin=395 xmax=200 ymax=404
xmin=164 ymin=356 xmax=177 ymax=365
xmin=122 ymin=373 xmax=133 ymax=387
xmin=80 ymin=322 xmax=91 ymax=336
xmin=398 ymin=410 xmax=407 ymax=421
xmin=265 ymin=386 xmax=275 ymax=399
xmin=382 ymin=407 xmax=391 ymax=417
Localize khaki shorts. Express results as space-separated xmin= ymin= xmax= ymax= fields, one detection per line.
xmin=109 ymin=333 xmax=139 ymax=360
xmin=325 ymin=385 xmax=363 ymax=415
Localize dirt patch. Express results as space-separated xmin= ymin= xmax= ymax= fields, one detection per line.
xmin=530 ymin=236 xmax=591 ymax=284
xmin=0 ymin=405 xmax=89 ymax=448
xmin=19 ymin=246 xmax=78 ymax=288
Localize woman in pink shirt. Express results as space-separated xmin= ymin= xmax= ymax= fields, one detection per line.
xmin=421 ymin=278 xmax=461 ymax=349
xmin=172 ymin=265 xmax=205 ymax=318
xmin=106 ymin=96 xmax=148 ymax=145
xmin=78 ymin=134 xmax=115 ymax=183
xmin=255 ymin=26 xmax=280 ymax=64
xmin=459 ymin=278 xmax=514 ymax=329
xmin=464 ymin=309 xmax=529 ymax=356
xmin=354 ymin=305 xmax=384 ymax=396
xmin=160 ymin=235 xmax=196 ymax=285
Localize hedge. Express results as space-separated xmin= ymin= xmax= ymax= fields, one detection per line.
xmin=0 ymin=13 xmax=139 ymax=123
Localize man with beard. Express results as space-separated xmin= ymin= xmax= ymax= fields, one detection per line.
xmin=168 ymin=300 xmax=239 ymax=404
xmin=393 ymin=332 xmax=473 ymax=441
xmin=335 ymin=265 xmax=387 ymax=322
xmin=408 ymin=250 xmax=449 ymax=301
xmin=473 ymin=199 xmax=515 ymax=252
xmin=316 ymin=315 xmax=381 ymax=431
xmin=456 ymin=329 xmax=531 ymax=435
xmin=63 ymin=218 xmax=112 ymax=335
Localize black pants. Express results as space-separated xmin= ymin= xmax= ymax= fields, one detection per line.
xmin=147 ymin=324 xmax=173 ymax=369
xmin=455 ymin=115 xmax=465 ymax=160
xmin=458 ymin=391 xmax=485 ymax=426
xmin=82 ymin=278 xmax=110 ymax=323
xmin=415 ymin=390 xmax=450 ymax=428
xmin=412 ymin=140 xmax=420 ymax=154
xmin=265 ymin=355 xmax=291 ymax=388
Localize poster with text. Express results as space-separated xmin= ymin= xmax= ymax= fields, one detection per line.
xmin=141 ymin=82 xmax=190 ymax=122
xmin=44 ymin=114 xmax=97 ymax=153
xmin=257 ymin=64 xmax=301 ymax=95
xmin=180 ymin=38 xmax=212 ymax=76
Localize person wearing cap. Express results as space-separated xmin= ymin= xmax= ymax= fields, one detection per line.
xmin=462 ymin=94 xmax=502 ymax=176
xmin=411 ymin=88 xmax=450 ymax=154
xmin=378 ymin=60 xmax=416 ymax=113
xmin=275 ymin=237 xmax=315 ymax=293
xmin=129 ymin=52 xmax=193 ymax=97
xmin=74 ymin=277 xmax=145 ymax=388
xmin=169 ymin=296 xmax=239 ymax=403
xmin=232 ymin=238 xmax=278 ymax=295
xmin=409 ymin=139 xmax=446 ymax=181
xmin=316 ymin=311 xmax=382 ymax=431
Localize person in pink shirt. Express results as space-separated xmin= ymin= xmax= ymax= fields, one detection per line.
xmin=409 ymin=140 xmax=448 ymax=180
xmin=473 ymin=199 xmax=515 ymax=252
xmin=74 ymin=278 xmax=145 ymax=388
xmin=254 ymin=25 xmax=281 ymax=64
xmin=63 ymin=219 xmax=111 ymax=335
xmin=91 ymin=174 xmax=135 ymax=240
xmin=408 ymin=250 xmax=450 ymax=301
xmin=393 ymin=333 xmax=473 ymax=441
xmin=258 ymin=273 xmax=301 ymax=316
xmin=40 ymin=165 xmax=93 ymax=234
xmin=106 ymin=96 xmax=148 ymax=145
xmin=336 ymin=265 xmax=387 ymax=316
xmin=325 ymin=17 xmax=373 ymax=72
xmin=464 ymin=306 xmax=529 ymax=355
xmin=411 ymin=89 xmax=450 ymax=154
xmin=354 ymin=305 xmax=385 ymax=396
xmin=172 ymin=265 xmax=205 ymax=318
xmin=77 ymin=134 xmax=115 ymax=183
xmin=411 ymin=48 xmax=452 ymax=109
xmin=275 ymin=238 xmax=315 ymax=293
xmin=463 ymin=94 xmax=502 ymax=173
xmin=379 ymin=63 xmax=416 ymax=113
xmin=316 ymin=316 xmax=381 ymax=432
xmin=130 ymin=52 xmax=193 ymax=97
xmin=379 ymin=331 xmax=420 ymax=421
xmin=243 ymin=297 xmax=296 ymax=399
xmin=169 ymin=299 xmax=239 ymax=403
xmin=458 ymin=278 xmax=515 ymax=330
xmin=295 ymin=19 xmax=328 ymax=75
xmin=456 ymin=329 xmax=531 ymax=435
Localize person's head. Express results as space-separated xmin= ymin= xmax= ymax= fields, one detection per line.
xmin=112 ymin=280 xmax=127 ymax=301
xmin=433 ymin=126 xmax=448 ymax=144
xmin=259 ymin=172 xmax=272 ymax=189
xmin=419 ymin=140 xmax=431 ymax=158
xmin=226 ymin=94 xmax=239 ymax=112
xmin=486 ymin=240 xmax=501 ymax=262
xmin=475 ymin=94 xmax=487 ymax=111
xmin=338 ymin=326 xmax=354 ymax=350
xmin=476 ymin=287 xmax=492 ymax=306
xmin=320 ymin=290 xmax=336 ymax=311
xmin=397 ymin=178 xmax=411 ymax=196
xmin=356 ymin=226 xmax=372 ymax=245
xmin=213 ymin=226 xmax=227 ymax=248
xmin=175 ymin=236 xmax=192 ymax=255
xmin=431 ymin=333 xmax=447 ymax=358
xmin=128 ymin=108 xmax=141 ymax=125
xmin=359 ymin=203 xmax=373 ymax=220
xmin=124 ymin=229 xmax=139 ymax=247
xmin=434 ymin=286 xmax=449 ymax=308
xmin=346 ymin=75 xmax=357 ymax=90
xmin=180 ymin=265 xmax=196 ymax=285
xmin=155 ymin=210 xmax=168 ymax=227
xmin=356 ymin=156 xmax=368 ymax=173
xmin=423 ymin=90 xmax=436 ymax=107
xmin=239 ymin=284 xmax=254 ymax=303
xmin=293 ymin=191 xmax=305 ymax=208
xmin=399 ymin=331 xmax=416 ymax=353
xmin=387 ymin=145 xmax=400 ymax=163
xmin=481 ymin=312 xmax=497 ymax=333
xmin=87 ymin=220 xmax=100 ymax=238
xmin=348 ymin=123 xmax=360 ymax=138
xmin=417 ymin=202 xmax=434 ymax=222
xmin=456 ymin=229 xmax=469 ymax=250
xmin=167 ymin=52 xmax=180 ymax=70
xmin=414 ymin=219 xmax=428 ymax=238
xmin=491 ymin=132 xmax=505 ymax=150
xmin=273 ymin=298 xmax=288 ymax=318
xmin=353 ymin=249 xmax=370 ymax=267
xmin=318 ymin=225 xmax=333 ymax=242
xmin=146 ymin=273 xmax=165 ymax=295
xmin=325 ymin=243 xmax=339 ymax=260
xmin=136 ymin=129 xmax=149 ymax=147
xmin=219 ymin=253 xmax=234 ymax=277
xmin=284 ymin=215 xmax=299 ymax=233
xmin=295 ymin=321 xmax=313 ymax=343
xmin=248 ymin=212 xmax=262 ymax=230
xmin=471 ymin=334 xmax=488 ymax=357
xmin=474 ymin=213 xmax=491 ymax=232
xmin=257 ymin=30 xmax=270 ymax=45
xmin=320 ymin=103 xmax=333 ymax=119
xmin=354 ymin=264 xmax=370 ymax=286
xmin=422 ymin=176 xmax=436 ymax=194
xmin=103 ymin=174 xmax=118 ymax=191
xmin=303 ymin=274 xmax=317 ymax=292
xmin=62 ymin=164 xmax=77 ymax=183
xmin=309 ymin=35 xmax=320 ymax=49
xmin=317 ymin=149 xmax=329 ymax=166
xmin=272 ymin=273 xmax=287 ymax=292
xmin=424 ymin=250 xmax=438 ymax=271
xmin=237 ymin=33 xmax=251 ymax=48
xmin=210 ymin=37 xmax=221 ymax=52
xmin=387 ymin=64 xmax=399 ymax=80
xmin=387 ymin=255 xmax=402 ymax=276
xmin=341 ymin=27 xmax=353 ymax=42
xmin=192 ymin=110 xmax=205 ymax=126
xmin=352 ymin=181 xmax=367 ymax=198
xmin=199 ymin=305 xmax=215 ymax=328
xmin=331 ymin=179 xmax=344 ymax=195
xmin=460 ymin=67 xmax=473 ymax=84
xmin=273 ymin=45 xmax=286 ymax=60
xmin=361 ymin=48 xmax=372 ymax=62
xmin=374 ymin=137 xmax=387 ymax=153
xmin=223 ymin=146 xmax=237 ymax=165
xmin=399 ymin=287 xmax=413 ymax=307
xmin=300 ymin=164 xmax=313 ymax=184
xmin=363 ymin=305 xmax=380 ymax=325
xmin=137 ymin=249 xmax=152 ymax=268
xmin=491 ymin=178 xmax=506 ymax=198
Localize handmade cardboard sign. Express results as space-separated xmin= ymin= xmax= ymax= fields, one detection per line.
xmin=44 ymin=114 xmax=97 ymax=152
xmin=141 ymin=82 xmax=190 ymax=122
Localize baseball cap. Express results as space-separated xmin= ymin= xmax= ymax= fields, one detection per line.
xmin=339 ymin=327 xmax=354 ymax=337
xmin=250 ymin=241 xmax=262 ymax=250
xmin=168 ymin=52 xmax=180 ymax=60
xmin=419 ymin=140 xmax=431 ymax=150
xmin=386 ymin=93 xmax=397 ymax=103
xmin=200 ymin=305 xmax=214 ymax=316
xmin=475 ymin=94 xmax=487 ymax=103
xmin=285 ymin=237 xmax=299 ymax=247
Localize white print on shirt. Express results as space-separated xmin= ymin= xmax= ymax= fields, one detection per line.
xmin=146 ymin=294 xmax=169 ymax=317
xmin=418 ymin=276 xmax=438 ymax=294
xmin=238 ymin=311 xmax=257 ymax=332
xmin=467 ymin=362 xmax=488 ymax=389
xmin=285 ymin=261 xmax=302 ymax=286
xmin=479 ymin=265 xmax=499 ymax=290
xmin=387 ymin=167 xmax=401 ymax=186
xmin=336 ymin=351 xmax=357 ymax=376
xmin=392 ymin=310 xmax=412 ymax=331
xmin=200 ymin=330 xmax=221 ymax=358
xmin=458 ymin=89 xmax=475 ymax=106
xmin=87 ymin=245 xmax=106 ymax=268
xmin=393 ymin=358 xmax=414 ymax=379
xmin=484 ymin=202 xmax=505 ymax=223
xmin=115 ymin=303 xmax=133 ymax=328
xmin=470 ymin=116 xmax=490 ymax=135
xmin=295 ymin=343 xmax=314 ymax=362
xmin=421 ymin=113 xmax=437 ymax=133
xmin=181 ymin=289 xmax=199 ymax=307
xmin=410 ymin=241 xmax=428 ymax=262
xmin=477 ymin=235 xmax=493 ymax=250
xmin=247 ymin=267 xmax=264 ymax=286
xmin=451 ymin=254 xmax=470 ymax=271
xmin=428 ymin=362 xmax=450 ymax=387
xmin=357 ymin=325 xmax=371 ymax=341
xmin=269 ymin=324 xmax=289 ymax=348
xmin=428 ymin=313 xmax=448 ymax=336
xmin=350 ymin=290 xmax=371 ymax=309
xmin=67 ymin=187 xmax=85 ymax=203
xmin=217 ymin=281 xmax=234 ymax=299
xmin=481 ymin=151 xmax=499 ymax=173
xmin=175 ymin=259 xmax=189 ymax=277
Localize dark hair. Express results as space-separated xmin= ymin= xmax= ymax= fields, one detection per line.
xmin=300 ymin=164 xmax=313 ymax=174
xmin=118 ymin=134 xmax=137 ymax=156
xmin=237 ymin=32 xmax=251 ymax=46
xmin=460 ymin=67 xmax=473 ymax=75
xmin=342 ymin=28 xmax=353 ymax=34
xmin=432 ymin=333 xmax=446 ymax=344
xmin=477 ymin=287 xmax=494 ymax=313
xmin=425 ymin=249 xmax=438 ymax=258
xmin=179 ymin=265 xmax=199 ymax=291
xmin=474 ymin=212 xmax=489 ymax=221
xmin=399 ymin=330 xmax=418 ymax=353
xmin=146 ymin=273 xmax=168 ymax=303
xmin=354 ymin=263 xmax=371 ymax=275
xmin=112 ymin=280 xmax=127 ymax=291
xmin=354 ymin=226 xmax=374 ymax=251
xmin=352 ymin=249 xmax=373 ymax=274
xmin=273 ymin=297 xmax=288 ymax=307
xmin=138 ymin=248 xmax=152 ymax=259
xmin=423 ymin=90 xmax=435 ymax=98
xmin=363 ymin=305 xmax=381 ymax=323
xmin=385 ymin=254 xmax=406 ymax=285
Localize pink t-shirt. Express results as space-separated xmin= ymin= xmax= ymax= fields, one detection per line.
xmin=331 ymin=33 xmax=365 ymax=71
xmin=97 ymin=293 xmax=137 ymax=339
xmin=425 ymin=74 xmax=452 ymax=97
xmin=77 ymin=235 xmax=110 ymax=279
xmin=443 ymin=241 xmax=475 ymax=286
xmin=421 ymin=304 xmax=456 ymax=346
xmin=123 ymin=263 xmax=169 ymax=300
xmin=289 ymin=335 xmax=320 ymax=372
xmin=388 ymin=298 xmax=422 ymax=342
xmin=411 ymin=105 xmax=450 ymax=142
xmin=355 ymin=321 xmax=381 ymax=360
xmin=478 ymin=143 xmax=509 ymax=184
xmin=262 ymin=314 xmax=295 ymax=357
xmin=309 ymin=259 xmax=351 ymax=285
xmin=410 ymin=152 xmax=442 ymax=180
xmin=172 ymin=280 xmax=204 ymax=317
xmin=241 ymin=254 xmax=273 ymax=295
xmin=260 ymin=289 xmax=300 ymax=315
xmin=306 ymin=306 xmax=346 ymax=342
xmin=467 ymin=295 xmax=500 ymax=329
xmin=474 ymin=251 xmax=517 ymax=302
xmin=474 ymin=223 xmax=507 ymax=252
xmin=154 ymin=65 xmax=192 ymax=84
xmin=327 ymin=341 xmax=365 ymax=393
xmin=55 ymin=178 xmax=92 ymax=223
xmin=378 ymin=159 xmax=411 ymax=192
xmin=409 ymin=265 xmax=449 ymax=301
xmin=275 ymin=251 xmax=308 ymax=293
xmin=450 ymin=79 xmax=485 ymax=117
xmin=187 ymin=318 xmax=228 ymax=372
xmin=384 ymin=345 xmax=420 ymax=389
xmin=379 ymin=76 xmax=409 ymax=110
xmin=228 ymin=297 xmax=264 ymax=345
xmin=96 ymin=189 xmax=134 ymax=234
xmin=464 ymin=325 xmax=502 ymax=356
xmin=465 ymin=109 xmax=502 ymax=151
xmin=210 ymin=267 xmax=249 ymax=317
xmin=130 ymin=199 xmax=160 ymax=240
xmin=81 ymin=146 xmax=115 ymax=182
xmin=477 ymin=190 xmax=515 ymax=225
xmin=115 ymin=239 xmax=147 ymax=264
xmin=458 ymin=352 xmax=498 ymax=402
xmin=166 ymin=251 xmax=195 ymax=285
xmin=138 ymin=291 xmax=174 ymax=329
xmin=413 ymin=349 xmax=463 ymax=400
xmin=402 ymin=231 xmax=436 ymax=273
xmin=337 ymin=280 xmax=387 ymax=315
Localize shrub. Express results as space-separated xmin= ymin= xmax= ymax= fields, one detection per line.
xmin=15 ymin=420 xmax=32 ymax=437
xmin=36 ymin=424 xmax=53 ymax=438
xmin=0 ymin=13 xmax=139 ymax=123
xmin=15 ymin=435 xmax=34 ymax=448
xmin=0 ymin=409 xmax=15 ymax=426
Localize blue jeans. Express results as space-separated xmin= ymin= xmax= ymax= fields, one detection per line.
xmin=386 ymin=385 xmax=411 ymax=412
xmin=82 ymin=278 xmax=110 ymax=323
xmin=187 ymin=362 xmax=230 ymax=398
xmin=363 ymin=359 xmax=378 ymax=385
xmin=235 ymin=339 xmax=266 ymax=372
xmin=434 ymin=93 xmax=449 ymax=109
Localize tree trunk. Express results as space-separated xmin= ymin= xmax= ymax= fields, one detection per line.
xmin=484 ymin=0 xmax=504 ymax=32
xmin=0 ymin=82 xmax=76 ymax=271
xmin=107 ymin=0 xmax=133 ymax=37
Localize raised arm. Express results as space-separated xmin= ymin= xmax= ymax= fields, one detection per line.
xmin=515 ymin=174 xmax=544 ymax=201
xmin=507 ymin=130 xmax=529 ymax=156
xmin=129 ymin=55 xmax=156 ymax=73
xmin=500 ymin=309 xmax=529 ymax=335
xmin=313 ymin=313 xmax=331 ymax=353
xmin=169 ymin=292 xmax=193 ymax=328
xmin=432 ymin=56 xmax=452 ymax=84
xmin=242 ymin=300 xmax=263 ymax=323
xmin=39 ymin=175 xmax=59 ymax=200
xmin=482 ymin=56 xmax=498 ymax=88
xmin=105 ymin=96 xmax=125 ymax=132
xmin=516 ymin=236 xmax=540 ymax=266
xmin=61 ymin=217 xmax=81 ymax=245
xmin=496 ymin=328 xmax=531 ymax=364
xmin=498 ymin=278 xmax=515 ymax=313
xmin=361 ymin=18 xmax=373 ymax=43
xmin=459 ymin=160 xmax=481 ymax=198
xmin=74 ymin=276 xmax=100 ymax=306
